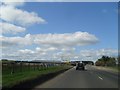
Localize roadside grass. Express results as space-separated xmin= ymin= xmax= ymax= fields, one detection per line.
xmin=0 ymin=62 xmax=2 ymax=87
xmin=2 ymin=65 xmax=71 ymax=88
xmin=0 ymin=74 xmax=2 ymax=87
xmin=105 ymin=66 xmax=120 ymax=72
xmin=95 ymin=65 xmax=120 ymax=72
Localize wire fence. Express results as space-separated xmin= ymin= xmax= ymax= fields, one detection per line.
xmin=2 ymin=61 xmax=64 ymax=75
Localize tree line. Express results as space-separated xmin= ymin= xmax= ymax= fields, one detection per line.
xmin=95 ymin=56 xmax=117 ymax=66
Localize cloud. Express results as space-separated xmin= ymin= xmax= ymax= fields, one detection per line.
xmin=18 ymin=47 xmax=58 ymax=56
xmin=80 ymin=48 xmax=118 ymax=58
xmin=0 ymin=5 xmax=46 ymax=26
xmin=0 ymin=22 xmax=26 ymax=34
xmin=33 ymin=31 xmax=99 ymax=47
xmin=1 ymin=31 xmax=99 ymax=61
xmin=61 ymin=47 xmax=75 ymax=52
xmin=1 ymin=32 xmax=98 ymax=48
xmin=1 ymin=47 xmax=118 ymax=61
xmin=19 ymin=49 xmax=34 ymax=54
xmin=5 ymin=47 xmax=74 ymax=60
xmin=1 ymin=34 xmax=32 ymax=47
xmin=0 ymin=0 xmax=46 ymax=35
xmin=36 ymin=47 xmax=58 ymax=52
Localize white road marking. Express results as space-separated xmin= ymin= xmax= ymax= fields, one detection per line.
xmin=73 ymin=66 xmax=76 ymax=68
xmin=98 ymin=76 xmax=103 ymax=80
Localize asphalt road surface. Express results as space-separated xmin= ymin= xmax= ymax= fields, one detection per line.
xmin=34 ymin=65 xmax=119 ymax=88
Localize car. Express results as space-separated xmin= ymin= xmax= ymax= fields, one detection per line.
xmin=76 ymin=62 xmax=85 ymax=70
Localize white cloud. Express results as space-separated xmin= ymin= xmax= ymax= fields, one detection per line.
xmin=0 ymin=22 xmax=26 ymax=34
xmin=1 ymin=34 xmax=32 ymax=47
xmin=0 ymin=5 xmax=46 ymax=26
xmin=61 ymin=47 xmax=75 ymax=51
xmin=80 ymin=48 xmax=118 ymax=58
xmin=36 ymin=47 xmax=58 ymax=52
xmin=0 ymin=32 xmax=98 ymax=48
xmin=19 ymin=49 xmax=34 ymax=54
xmin=0 ymin=0 xmax=46 ymax=35
xmin=33 ymin=32 xmax=99 ymax=47
xmin=1 ymin=31 xmax=99 ymax=61
xmin=1 ymin=47 xmax=118 ymax=61
xmin=16 ymin=47 xmax=75 ymax=61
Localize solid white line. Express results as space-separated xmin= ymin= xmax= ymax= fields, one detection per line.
xmin=98 ymin=76 xmax=103 ymax=80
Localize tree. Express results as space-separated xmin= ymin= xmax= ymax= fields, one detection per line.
xmin=106 ymin=57 xmax=116 ymax=66
xmin=95 ymin=56 xmax=116 ymax=66
xmin=95 ymin=60 xmax=104 ymax=66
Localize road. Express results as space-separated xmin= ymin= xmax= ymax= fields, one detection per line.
xmin=34 ymin=65 xmax=119 ymax=88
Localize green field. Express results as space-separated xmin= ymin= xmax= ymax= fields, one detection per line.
xmin=2 ymin=64 xmax=71 ymax=88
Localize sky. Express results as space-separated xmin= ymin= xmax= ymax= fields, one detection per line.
xmin=0 ymin=0 xmax=118 ymax=62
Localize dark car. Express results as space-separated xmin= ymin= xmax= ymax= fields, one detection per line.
xmin=76 ymin=62 xmax=85 ymax=70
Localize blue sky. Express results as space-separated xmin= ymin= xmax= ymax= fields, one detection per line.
xmin=23 ymin=2 xmax=118 ymax=49
xmin=0 ymin=2 xmax=118 ymax=61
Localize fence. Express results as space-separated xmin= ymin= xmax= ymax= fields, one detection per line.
xmin=2 ymin=60 xmax=63 ymax=75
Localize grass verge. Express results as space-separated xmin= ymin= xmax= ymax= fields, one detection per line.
xmin=104 ymin=66 xmax=120 ymax=72
xmin=2 ymin=65 xmax=72 ymax=89
xmin=95 ymin=65 xmax=120 ymax=73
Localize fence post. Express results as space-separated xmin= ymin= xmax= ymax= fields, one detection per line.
xmin=34 ymin=63 xmax=35 ymax=71
xmin=11 ymin=62 xmax=15 ymax=74
xmin=28 ymin=62 xmax=30 ymax=71
xmin=20 ymin=61 xmax=22 ymax=72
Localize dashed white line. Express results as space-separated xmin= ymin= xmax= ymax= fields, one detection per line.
xmin=98 ymin=76 xmax=103 ymax=80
